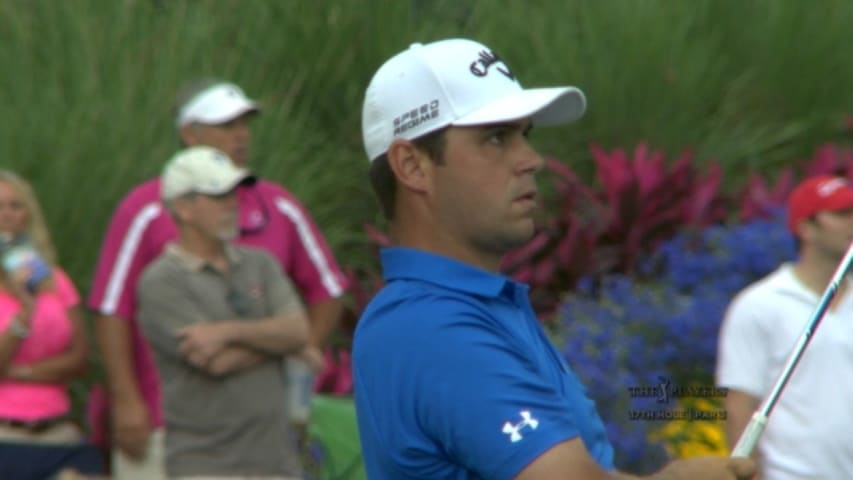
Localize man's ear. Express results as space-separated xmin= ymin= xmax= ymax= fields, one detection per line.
xmin=386 ymin=139 xmax=433 ymax=194
xmin=168 ymin=197 xmax=193 ymax=224
xmin=179 ymin=124 xmax=198 ymax=146
xmin=796 ymin=217 xmax=816 ymax=244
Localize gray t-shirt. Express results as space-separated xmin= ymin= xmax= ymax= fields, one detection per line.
xmin=137 ymin=244 xmax=303 ymax=477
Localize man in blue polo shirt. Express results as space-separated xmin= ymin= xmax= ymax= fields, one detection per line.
xmin=353 ymin=38 xmax=756 ymax=480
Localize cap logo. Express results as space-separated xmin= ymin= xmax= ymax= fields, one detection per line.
xmin=392 ymin=100 xmax=440 ymax=136
xmin=818 ymin=178 xmax=846 ymax=197
xmin=470 ymin=50 xmax=514 ymax=80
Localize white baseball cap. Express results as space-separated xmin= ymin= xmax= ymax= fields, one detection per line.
xmin=362 ymin=38 xmax=587 ymax=162
xmin=175 ymin=83 xmax=259 ymax=128
xmin=161 ymin=146 xmax=256 ymax=201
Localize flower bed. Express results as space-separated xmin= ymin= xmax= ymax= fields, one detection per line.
xmin=559 ymin=211 xmax=795 ymax=473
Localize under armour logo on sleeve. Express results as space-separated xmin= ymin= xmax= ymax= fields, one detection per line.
xmin=502 ymin=410 xmax=539 ymax=442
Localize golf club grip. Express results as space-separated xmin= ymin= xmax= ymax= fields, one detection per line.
xmin=731 ymin=411 xmax=767 ymax=458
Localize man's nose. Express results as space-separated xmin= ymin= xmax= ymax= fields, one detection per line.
xmin=518 ymin=140 xmax=544 ymax=174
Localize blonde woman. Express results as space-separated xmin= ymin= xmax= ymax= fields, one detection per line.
xmin=0 ymin=170 xmax=97 ymax=477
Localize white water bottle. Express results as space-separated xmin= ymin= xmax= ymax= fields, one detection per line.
xmin=0 ymin=234 xmax=50 ymax=292
xmin=285 ymin=358 xmax=315 ymax=425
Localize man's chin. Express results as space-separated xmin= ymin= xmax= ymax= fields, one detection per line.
xmin=514 ymin=222 xmax=537 ymax=244
xmin=490 ymin=227 xmax=536 ymax=255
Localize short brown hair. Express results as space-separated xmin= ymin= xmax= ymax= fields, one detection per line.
xmin=368 ymin=128 xmax=447 ymax=220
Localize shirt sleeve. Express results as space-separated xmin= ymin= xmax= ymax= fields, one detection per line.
xmin=86 ymin=189 xmax=162 ymax=320
xmin=716 ymin=291 xmax=770 ymax=397
xmin=50 ymin=268 xmax=80 ymax=308
xmin=0 ymin=296 xmax=19 ymax=331
xmin=268 ymin=190 xmax=350 ymax=304
xmin=408 ymin=310 xmax=582 ymax=479
xmin=136 ymin=266 xmax=203 ymax=362
xmin=257 ymin=251 xmax=304 ymax=316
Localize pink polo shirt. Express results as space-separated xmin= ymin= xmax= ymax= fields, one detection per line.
xmin=87 ymin=178 xmax=349 ymax=427
xmin=0 ymin=269 xmax=79 ymax=421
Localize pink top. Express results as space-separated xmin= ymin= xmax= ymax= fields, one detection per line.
xmin=86 ymin=178 xmax=349 ymax=426
xmin=0 ymin=269 xmax=79 ymax=421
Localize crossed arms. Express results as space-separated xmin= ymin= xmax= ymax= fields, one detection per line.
xmin=175 ymin=310 xmax=309 ymax=376
xmin=137 ymin=269 xmax=310 ymax=377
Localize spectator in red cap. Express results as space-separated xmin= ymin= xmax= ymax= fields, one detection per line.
xmin=718 ymin=174 xmax=853 ymax=479
xmin=785 ymin=175 xmax=853 ymax=231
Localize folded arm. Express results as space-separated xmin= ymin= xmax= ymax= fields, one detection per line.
xmin=7 ymin=305 xmax=88 ymax=383
xmin=177 ymin=310 xmax=309 ymax=372
xmin=138 ymin=264 xmax=310 ymax=377
xmin=0 ymin=313 xmax=29 ymax=374
xmin=205 ymin=345 xmax=269 ymax=377
xmin=180 ymin=250 xmax=313 ymax=374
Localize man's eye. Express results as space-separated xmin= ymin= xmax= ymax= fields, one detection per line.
xmin=487 ymin=130 xmax=507 ymax=144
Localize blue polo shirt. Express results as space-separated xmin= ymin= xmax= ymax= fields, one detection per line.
xmin=353 ymin=247 xmax=614 ymax=479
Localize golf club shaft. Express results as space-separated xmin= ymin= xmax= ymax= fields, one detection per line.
xmin=731 ymin=240 xmax=853 ymax=458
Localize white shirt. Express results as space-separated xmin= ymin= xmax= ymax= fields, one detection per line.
xmin=717 ymin=263 xmax=853 ymax=479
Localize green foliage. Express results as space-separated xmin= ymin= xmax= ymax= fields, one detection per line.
xmin=0 ymin=0 xmax=851 ymax=427
xmin=1 ymin=0 xmax=851 ymax=282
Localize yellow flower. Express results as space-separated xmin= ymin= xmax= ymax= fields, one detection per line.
xmin=650 ymin=395 xmax=728 ymax=458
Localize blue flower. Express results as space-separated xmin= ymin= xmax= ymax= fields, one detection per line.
xmin=556 ymin=211 xmax=795 ymax=472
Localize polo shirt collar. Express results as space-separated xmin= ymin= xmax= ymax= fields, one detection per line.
xmin=772 ymin=262 xmax=852 ymax=302
xmin=380 ymin=247 xmax=516 ymax=298
xmin=165 ymin=242 xmax=242 ymax=272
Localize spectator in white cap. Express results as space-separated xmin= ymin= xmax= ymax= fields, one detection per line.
xmin=173 ymin=81 xmax=259 ymax=167
xmin=137 ymin=146 xmax=311 ymax=479
xmin=87 ymin=79 xmax=348 ymax=478
xmin=352 ymin=38 xmax=756 ymax=480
